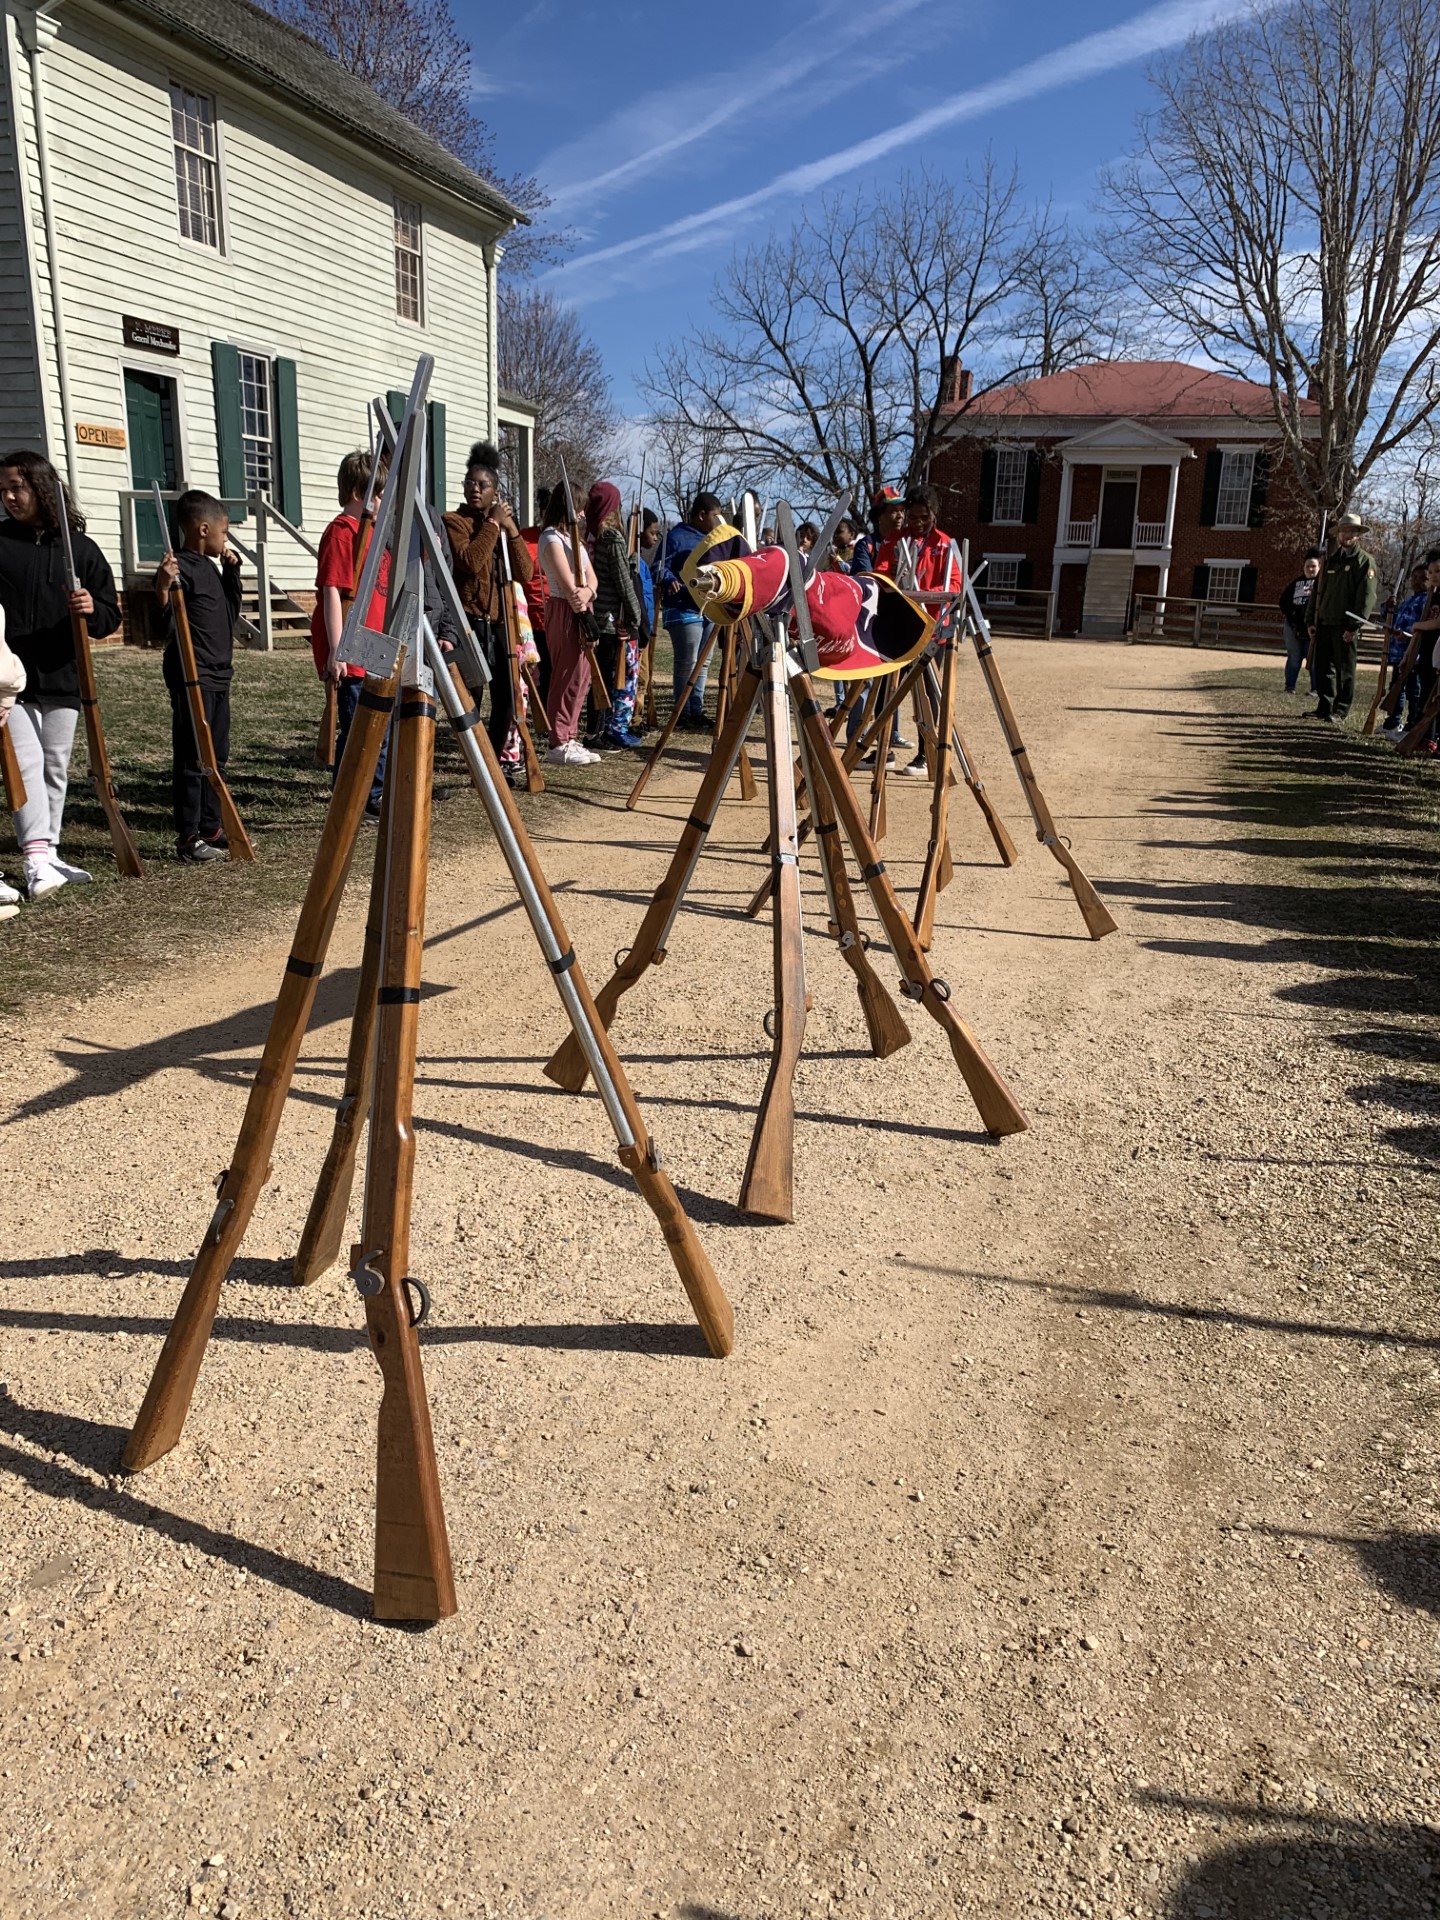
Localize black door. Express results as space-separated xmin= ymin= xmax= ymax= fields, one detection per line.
xmin=1097 ymin=478 xmax=1137 ymax=550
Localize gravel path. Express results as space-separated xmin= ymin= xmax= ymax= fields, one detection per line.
xmin=2 ymin=640 xmax=1436 ymax=1919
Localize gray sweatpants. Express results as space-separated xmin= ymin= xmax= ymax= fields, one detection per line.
xmin=8 ymin=701 xmax=79 ymax=855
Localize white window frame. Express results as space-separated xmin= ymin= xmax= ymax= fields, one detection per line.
xmin=1214 ymin=447 xmax=1257 ymax=529
xmin=991 ymin=446 xmax=1029 ymax=525
xmin=1204 ymin=558 xmax=1246 ymax=604
xmin=169 ymin=80 xmax=225 ymax=253
xmin=982 ymin=552 xmax=1024 ymax=604
xmin=237 ymin=348 xmax=276 ymax=499
xmin=394 ymin=196 xmax=425 ymax=325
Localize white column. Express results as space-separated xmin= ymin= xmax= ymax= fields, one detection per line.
xmin=1161 ymin=458 xmax=1180 ymax=549
xmin=484 ymin=240 xmax=502 ymax=443
xmin=1057 ymin=458 xmax=1075 ymax=543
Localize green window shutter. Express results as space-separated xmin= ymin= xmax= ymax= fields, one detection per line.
xmin=1199 ymin=449 xmax=1223 ymax=527
xmin=274 ymin=357 xmax=302 ymax=525
xmin=1022 ymin=451 xmax=1041 ymax=524
xmin=1247 ymin=450 xmax=1271 ymax=527
xmin=211 ymin=340 xmax=245 ymax=508
xmin=978 ymin=448 xmax=997 ymax=523
xmin=1238 ymin=564 xmax=1258 ymax=603
xmin=1192 ymin=563 xmax=1211 ymax=599
xmin=387 ymin=389 xmax=408 ymax=430
xmin=427 ymin=399 xmax=446 ymax=506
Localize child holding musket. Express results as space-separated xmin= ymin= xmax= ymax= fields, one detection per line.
xmin=443 ymin=451 xmax=534 ymax=787
xmin=153 ymin=490 xmax=242 ymax=862
xmin=0 ymin=449 xmax=121 ymax=898
xmin=313 ymin=451 xmax=390 ymax=816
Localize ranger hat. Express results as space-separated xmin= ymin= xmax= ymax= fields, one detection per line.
xmin=1335 ymin=510 xmax=1367 ymax=531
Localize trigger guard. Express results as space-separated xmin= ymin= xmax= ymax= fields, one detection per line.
xmin=402 ymin=1276 xmax=431 ymax=1328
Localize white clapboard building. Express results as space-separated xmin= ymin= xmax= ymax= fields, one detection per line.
xmin=0 ymin=0 xmax=533 ymax=626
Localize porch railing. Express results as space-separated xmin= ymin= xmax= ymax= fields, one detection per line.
xmin=1062 ymin=517 xmax=1095 ymax=547
xmin=1135 ymin=521 xmax=1167 ymax=548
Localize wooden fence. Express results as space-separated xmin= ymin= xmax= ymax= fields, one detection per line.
xmin=1130 ymin=594 xmax=1384 ymax=662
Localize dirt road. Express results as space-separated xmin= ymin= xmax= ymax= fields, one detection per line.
xmin=2 ymin=641 xmax=1436 ymax=1919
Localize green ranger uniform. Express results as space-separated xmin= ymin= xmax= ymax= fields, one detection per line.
xmin=1310 ymin=541 xmax=1377 ymax=719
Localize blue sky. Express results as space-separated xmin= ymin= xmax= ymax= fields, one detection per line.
xmin=466 ymin=0 xmax=1254 ymax=416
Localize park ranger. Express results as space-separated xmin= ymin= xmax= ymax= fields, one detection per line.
xmin=1309 ymin=510 xmax=1378 ymax=723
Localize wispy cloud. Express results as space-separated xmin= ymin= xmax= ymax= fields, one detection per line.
xmin=537 ymin=0 xmax=932 ymax=217
xmin=549 ymin=0 xmax=1277 ymax=292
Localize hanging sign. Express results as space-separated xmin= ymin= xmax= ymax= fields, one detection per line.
xmin=123 ymin=314 xmax=181 ymax=355
xmin=76 ymin=423 xmax=127 ymax=449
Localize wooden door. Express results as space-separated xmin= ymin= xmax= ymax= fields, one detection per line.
xmin=1097 ymin=478 xmax=1137 ymax=550
xmin=125 ymin=370 xmax=179 ymax=562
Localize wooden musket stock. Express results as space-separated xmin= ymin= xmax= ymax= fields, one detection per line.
xmin=169 ymin=584 xmax=257 ymax=861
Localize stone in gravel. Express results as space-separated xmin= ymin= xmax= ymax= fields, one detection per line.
xmin=735 ymin=1639 xmax=754 ymax=1658
xmin=1080 ymin=1634 xmax=1099 ymax=1651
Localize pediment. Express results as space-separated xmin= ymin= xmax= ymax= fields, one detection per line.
xmin=1059 ymin=417 xmax=1193 ymax=455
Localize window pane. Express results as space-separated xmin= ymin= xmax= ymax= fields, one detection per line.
xmin=992 ymin=448 xmax=1028 ymax=522
xmin=1206 ymin=563 xmax=1243 ymax=603
xmin=170 ymin=82 xmax=220 ymax=247
xmin=394 ymin=196 xmax=423 ymax=322
xmin=239 ymin=352 xmax=274 ymax=496
xmin=1215 ymin=450 xmax=1254 ymax=527
xmin=985 ymin=559 xmax=1020 ymax=602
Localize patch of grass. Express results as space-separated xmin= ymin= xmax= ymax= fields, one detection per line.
xmin=2 ymin=637 xmax=712 ymax=1015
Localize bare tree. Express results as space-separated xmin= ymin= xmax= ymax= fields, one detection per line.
xmin=263 ymin=0 xmax=563 ymax=270
xmin=1358 ymin=428 xmax=1440 ymax=596
xmin=1101 ymin=0 xmax=1440 ymax=518
xmin=643 ymin=164 xmax=1087 ymax=506
xmin=642 ymin=410 xmax=753 ymax=523
xmin=1009 ymin=210 xmax=1146 ymax=377
xmin=498 ymin=287 xmax=619 ymax=494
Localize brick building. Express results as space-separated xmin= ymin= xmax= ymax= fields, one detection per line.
xmin=929 ymin=361 xmax=1320 ymax=636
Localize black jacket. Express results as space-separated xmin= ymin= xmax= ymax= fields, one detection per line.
xmin=162 ymin=549 xmax=242 ymax=688
xmin=0 ymin=516 xmax=121 ymax=703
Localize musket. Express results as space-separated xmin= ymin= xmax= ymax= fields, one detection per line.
xmin=641 ymin=499 xmax=668 ymax=732
xmin=545 ymin=642 xmax=768 ymax=1091
xmin=557 ymin=454 xmax=611 ymax=711
xmin=627 ymin=451 xmax=647 ymax=558
xmin=153 ymin=482 xmax=257 ymax=861
xmin=737 ymin=557 xmax=807 ymax=1224
xmin=1305 ymin=508 xmax=1330 ymax=677
xmin=494 ymin=519 xmax=546 ymax=793
xmin=961 ymin=567 xmax=1116 ymax=939
xmin=57 ymin=481 xmax=145 ymax=877
xmin=0 ymin=721 xmax=27 ymax=813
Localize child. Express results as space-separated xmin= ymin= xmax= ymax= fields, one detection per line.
xmin=875 ymin=484 xmax=961 ymax=775
xmin=1381 ymin=563 xmax=1430 ymax=732
xmin=312 ymin=450 xmax=391 ymax=816
xmin=153 ymin=490 xmax=242 ymax=863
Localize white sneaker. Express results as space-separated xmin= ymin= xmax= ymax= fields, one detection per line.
xmin=0 ymin=877 xmax=19 ymax=905
xmin=50 ymin=858 xmax=93 ymax=883
xmin=0 ymin=902 xmax=18 ymax=922
xmin=24 ymin=855 xmax=66 ymax=901
xmin=545 ymin=740 xmax=594 ymax=767
xmin=901 ymin=756 xmax=929 ymax=778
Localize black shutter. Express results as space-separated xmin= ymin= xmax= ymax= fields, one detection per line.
xmin=1017 ymin=558 xmax=1034 ymax=591
xmin=1022 ymin=450 xmax=1041 ymax=524
xmin=1199 ymin=449 xmax=1223 ymax=527
xmin=274 ymin=357 xmax=302 ymax=525
xmin=211 ymin=340 xmax=246 ymax=510
xmin=1192 ymin=564 xmax=1211 ymax=599
xmin=1238 ymin=564 xmax=1258 ymax=603
xmin=1247 ymin=450 xmax=1271 ymax=527
xmin=427 ymin=399 xmax=447 ymax=506
xmin=978 ymin=448 xmax=997 ymax=523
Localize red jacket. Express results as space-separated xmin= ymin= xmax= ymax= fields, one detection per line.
xmin=519 ymin=527 xmax=548 ymax=627
xmin=875 ymin=528 xmax=962 ymax=594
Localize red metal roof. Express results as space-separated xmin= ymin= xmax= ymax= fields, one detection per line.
xmin=953 ymin=360 xmax=1319 ymax=420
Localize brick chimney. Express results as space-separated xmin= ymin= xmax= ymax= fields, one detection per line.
xmin=940 ymin=357 xmax=973 ymax=407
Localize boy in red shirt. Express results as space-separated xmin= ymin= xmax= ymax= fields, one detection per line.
xmin=875 ymin=484 xmax=962 ymax=774
xmin=312 ymin=450 xmax=391 ymax=815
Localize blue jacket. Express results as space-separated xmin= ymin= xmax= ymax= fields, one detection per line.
xmin=660 ymin=520 xmax=748 ymax=622
xmin=638 ymin=555 xmax=655 ymax=626
xmin=1390 ymin=588 xmax=1429 ymax=664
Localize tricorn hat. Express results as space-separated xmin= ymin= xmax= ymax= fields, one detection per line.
xmin=1335 ymin=510 xmax=1366 ymax=531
